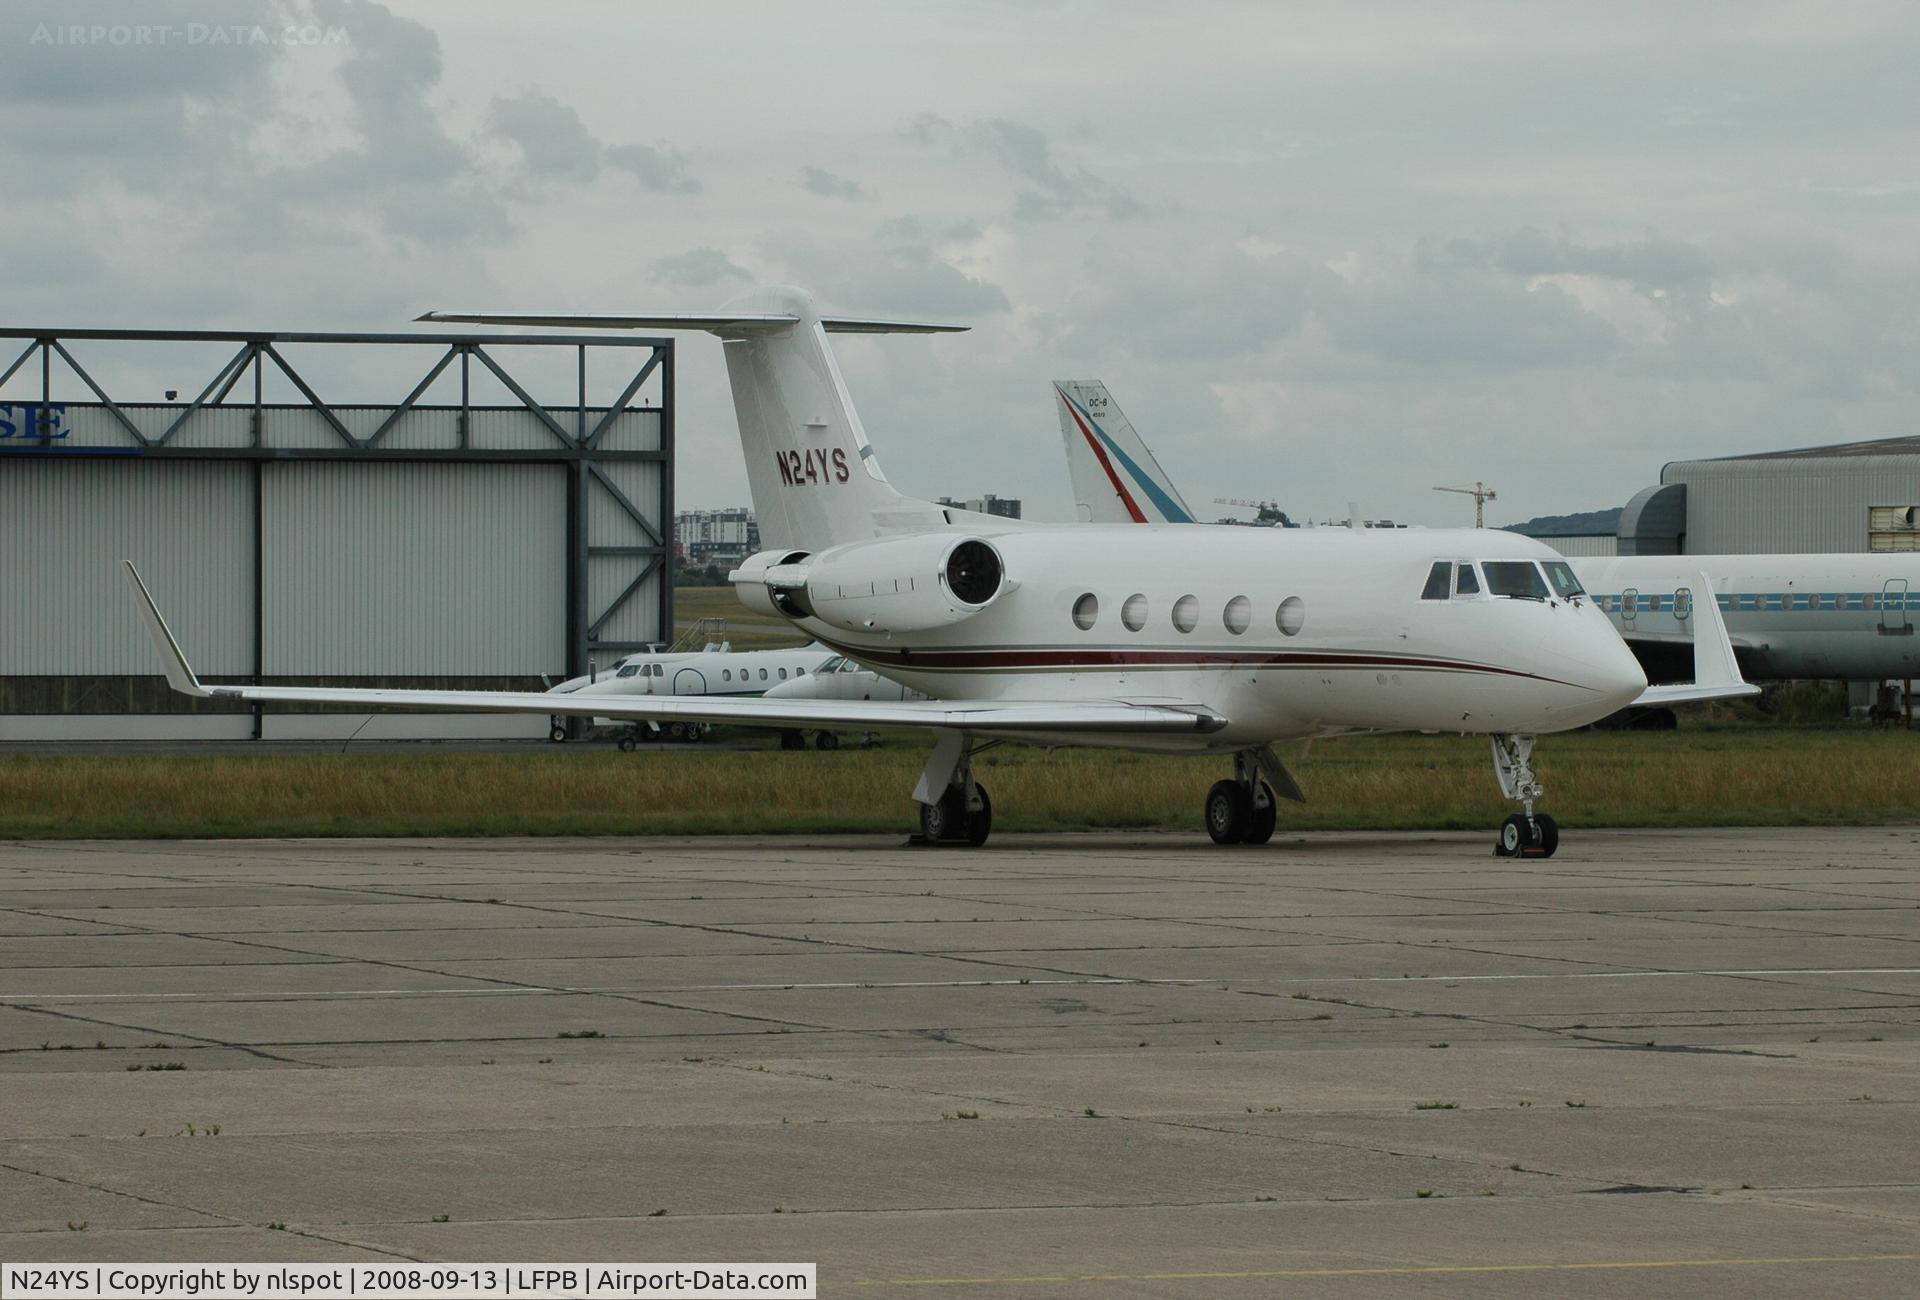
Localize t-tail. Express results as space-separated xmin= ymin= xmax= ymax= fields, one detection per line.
xmin=1054 ymin=380 xmax=1196 ymax=524
xmin=420 ymin=286 xmax=973 ymax=551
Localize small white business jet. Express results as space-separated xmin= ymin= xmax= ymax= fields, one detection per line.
xmin=126 ymin=287 xmax=1750 ymax=855
xmin=1054 ymin=380 xmax=1920 ymax=689
xmin=549 ymin=642 xmax=836 ymax=747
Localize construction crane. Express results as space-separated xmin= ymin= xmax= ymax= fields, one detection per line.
xmin=1433 ymin=482 xmax=1497 ymax=528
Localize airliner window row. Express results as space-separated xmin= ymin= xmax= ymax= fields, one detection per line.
xmin=1591 ymin=591 xmax=1913 ymax=614
xmin=1072 ymin=592 xmax=1307 ymax=638
xmin=1421 ymin=560 xmax=1585 ymax=603
xmin=717 ymin=667 xmax=807 ymax=683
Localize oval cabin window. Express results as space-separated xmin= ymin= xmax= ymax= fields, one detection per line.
xmin=1121 ymin=594 xmax=1148 ymax=632
xmin=1277 ymin=596 xmax=1306 ymax=637
xmin=1172 ymin=594 xmax=1198 ymax=634
xmin=1223 ymin=595 xmax=1251 ymax=635
xmin=1072 ymin=592 xmax=1099 ymax=631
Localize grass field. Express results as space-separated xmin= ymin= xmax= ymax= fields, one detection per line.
xmin=672 ymin=585 xmax=808 ymax=650
xmin=4 ymin=727 xmax=1917 ymax=839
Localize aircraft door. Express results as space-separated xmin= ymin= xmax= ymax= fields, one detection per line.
xmin=1882 ymin=579 xmax=1911 ymax=635
xmin=673 ymin=668 xmax=708 ymax=695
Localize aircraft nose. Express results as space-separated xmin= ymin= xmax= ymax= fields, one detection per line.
xmin=1570 ymin=624 xmax=1647 ymax=710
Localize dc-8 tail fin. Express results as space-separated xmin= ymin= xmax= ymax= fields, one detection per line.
xmin=1054 ymin=381 xmax=1195 ymax=524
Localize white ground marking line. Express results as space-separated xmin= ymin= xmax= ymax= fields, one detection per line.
xmin=6 ymin=967 xmax=1920 ymax=1003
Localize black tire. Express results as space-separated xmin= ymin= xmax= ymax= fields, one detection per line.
xmin=964 ymin=784 xmax=992 ymax=846
xmin=1497 ymin=813 xmax=1530 ymax=857
xmin=617 ymin=735 xmax=637 ymax=753
xmin=1244 ymin=783 xmax=1277 ymax=845
xmin=548 ymin=724 xmax=568 ymax=744
xmin=920 ymin=788 xmax=968 ymax=842
xmin=667 ymin=722 xmax=687 ymax=742
xmin=1206 ymin=780 xmax=1252 ymax=845
xmin=815 ymin=731 xmax=840 ymax=751
xmin=1533 ymin=813 xmax=1559 ymax=858
xmin=780 ymin=729 xmax=806 ymax=751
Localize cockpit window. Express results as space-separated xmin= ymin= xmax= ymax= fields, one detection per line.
xmin=1484 ymin=561 xmax=1551 ymax=600
xmin=1455 ymin=563 xmax=1481 ymax=596
xmin=840 ymin=660 xmax=861 ymax=673
xmin=1543 ymin=561 xmax=1585 ymax=599
xmin=617 ymin=664 xmax=640 ymax=678
xmin=1420 ymin=562 xmax=1453 ymax=601
xmin=818 ymin=656 xmax=844 ymax=673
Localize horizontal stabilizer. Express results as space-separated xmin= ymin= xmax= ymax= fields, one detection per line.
xmin=416 ymin=312 xmax=967 ymax=335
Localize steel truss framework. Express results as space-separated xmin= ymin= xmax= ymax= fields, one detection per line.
xmin=0 ymin=328 xmax=674 ymax=715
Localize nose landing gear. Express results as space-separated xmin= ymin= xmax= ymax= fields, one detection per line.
xmin=1490 ymin=733 xmax=1559 ymax=858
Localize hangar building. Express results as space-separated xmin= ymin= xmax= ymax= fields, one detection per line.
xmin=1527 ymin=435 xmax=1920 ymax=558
xmin=0 ymin=328 xmax=674 ymax=741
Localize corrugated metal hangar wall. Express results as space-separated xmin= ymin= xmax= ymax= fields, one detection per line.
xmin=0 ymin=330 xmax=674 ymax=740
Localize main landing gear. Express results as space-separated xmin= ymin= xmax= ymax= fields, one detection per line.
xmin=1205 ymin=746 xmax=1307 ymax=846
xmin=913 ymin=732 xmax=993 ymax=847
xmin=1490 ymin=733 xmax=1559 ymax=858
xmin=1207 ymin=751 xmax=1277 ymax=845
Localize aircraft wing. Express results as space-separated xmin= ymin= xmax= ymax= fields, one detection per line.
xmin=1627 ymin=572 xmax=1759 ymax=706
xmin=124 ymin=564 xmax=1222 ymax=737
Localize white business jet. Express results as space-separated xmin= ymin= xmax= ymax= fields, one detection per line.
xmin=549 ymin=642 xmax=837 ymax=748
xmin=1054 ymin=380 xmax=1920 ymax=690
xmin=124 ymin=287 xmax=1750 ymax=856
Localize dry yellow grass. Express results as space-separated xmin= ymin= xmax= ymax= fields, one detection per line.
xmin=3 ymin=728 xmax=1917 ymax=839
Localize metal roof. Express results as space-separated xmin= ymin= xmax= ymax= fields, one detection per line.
xmin=1699 ymin=433 xmax=1920 ymax=461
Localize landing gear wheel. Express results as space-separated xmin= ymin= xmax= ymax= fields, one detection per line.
xmin=1245 ymin=783 xmax=1277 ymax=845
xmin=617 ymin=733 xmax=637 ymax=753
xmin=964 ymin=784 xmax=992 ymax=847
xmin=1497 ymin=813 xmax=1530 ymax=857
xmin=548 ymin=724 xmax=568 ymax=744
xmin=920 ymin=788 xmax=968 ymax=843
xmin=1496 ymin=813 xmax=1560 ymax=858
xmin=1206 ymin=780 xmax=1253 ymax=845
xmin=666 ymin=722 xmax=688 ymax=743
xmin=780 ymin=729 xmax=806 ymax=751
xmin=815 ymin=731 xmax=839 ymax=751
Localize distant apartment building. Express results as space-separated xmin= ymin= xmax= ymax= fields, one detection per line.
xmin=675 ymin=507 xmax=760 ymax=565
xmin=937 ymin=493 xmax=1022 ymax=519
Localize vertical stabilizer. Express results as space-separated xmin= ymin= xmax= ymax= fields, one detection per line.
xmin=714 ymin=287 xmax=944 ymax=550
xmin=1054 ymin=381 xmax=1195 ymax=524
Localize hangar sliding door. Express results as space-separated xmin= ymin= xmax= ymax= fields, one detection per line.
xmin=0 ymin=460 xmax=255 ymax=738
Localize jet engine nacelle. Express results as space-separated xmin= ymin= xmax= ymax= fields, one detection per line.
xmin=730 ymin=535 xmax=1007 ymax=633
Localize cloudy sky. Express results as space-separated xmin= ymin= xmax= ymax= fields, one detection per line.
xmin=7 ymin=2 xmax=1919 ymax=526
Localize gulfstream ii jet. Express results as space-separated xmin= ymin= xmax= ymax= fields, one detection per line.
xmin=125 ymin=287 xmax=1749 ymax=856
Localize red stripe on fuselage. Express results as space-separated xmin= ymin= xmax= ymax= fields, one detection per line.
xmin=812 ymin=636 xmax=1590 ymax=690
xmin=1059 ymin=388 xmax=1147 ymax=524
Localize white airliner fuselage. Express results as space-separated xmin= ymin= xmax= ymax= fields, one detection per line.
xmin=746 ymin=524 xmax=1643 ymax=750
